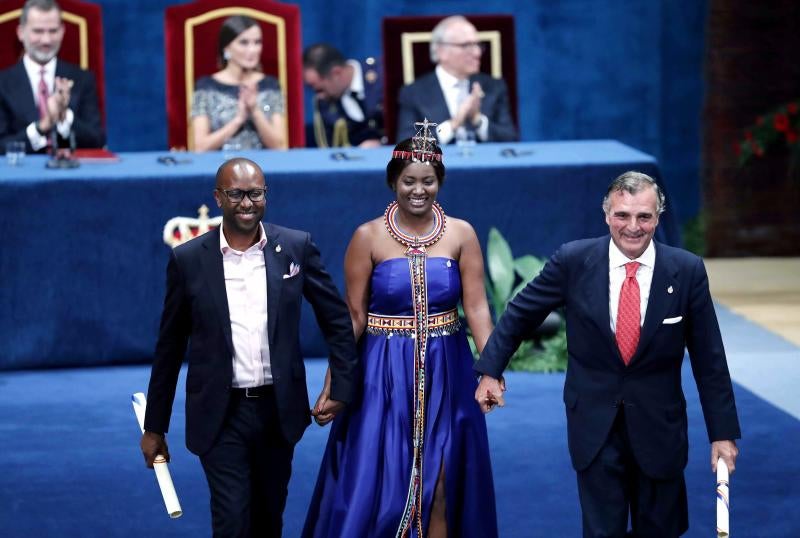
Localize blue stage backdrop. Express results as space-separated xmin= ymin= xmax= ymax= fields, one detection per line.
xmin=96 ymin=0 xmax=706 ymax=224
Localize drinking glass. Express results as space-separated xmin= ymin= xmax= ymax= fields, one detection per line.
xmin=454 ymin=127 xmax=476 ymax=157
xmin=5 ymin=140 xmax=25 ymax=166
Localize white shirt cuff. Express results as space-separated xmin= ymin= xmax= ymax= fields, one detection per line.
xmin=436 ymin=120 xmax=455 ymax=145
xmin=56 ymin=109 xmax=75 ymax=139
xmin=474 ymin=114 xmax=489 ymax=141
xmin=26 ymin=122 xmax=48 ymax=151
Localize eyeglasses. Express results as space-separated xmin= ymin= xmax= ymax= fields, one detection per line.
xmin=439 ymin=41 xmax=485 ymax=52
xmin=216 ymin=188 xmax=266 ymax=203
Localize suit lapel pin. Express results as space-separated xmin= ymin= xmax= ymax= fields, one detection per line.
xmin=275 ymin=245 xmax=281 ymax=253
xmin=667 ymin=285 xmax=674 ymax=294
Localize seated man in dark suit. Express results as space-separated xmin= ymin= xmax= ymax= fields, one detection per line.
xmin=396 ymin=15 xmax=517 ymax=144
xmin=302 ymin=43 xmax=384 ymax=148
xmin=0 ymin=0 xmax=105 ymax=153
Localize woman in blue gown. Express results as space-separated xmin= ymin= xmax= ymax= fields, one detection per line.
xmin=303 ymin=129 xmax=501 ymax=537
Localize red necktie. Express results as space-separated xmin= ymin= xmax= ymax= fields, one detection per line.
xmin=616 ymin=261 xmax=641 ymax=365
xmin=38 ymin=68 xmax=49 ymax=120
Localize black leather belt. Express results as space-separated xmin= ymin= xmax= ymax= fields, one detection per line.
xmin=231 ymin=385 xmax=273 ymax=398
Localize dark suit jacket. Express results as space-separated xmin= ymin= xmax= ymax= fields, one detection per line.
xmin=396 ymin=71 xmax=517 ymax=142
xmin=144 ymin=224 xmax=358 ymax=456
xmin=311 ymin=57 xmax=384 ymax=147
xmin=0 ymin=59 xmax=105 ymax=153
xmin=475 ymin=236 xmax=741 ymax=479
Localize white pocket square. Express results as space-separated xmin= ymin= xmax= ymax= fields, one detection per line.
xmin=282 ymin=262 xmax=300 ymax=279
xmin=662 ymin=316 xmax=683 ymax=325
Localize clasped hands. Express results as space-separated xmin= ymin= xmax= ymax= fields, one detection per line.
xmin=453 ymin=81 xmax=485 ymax=131
xmin=38 ymin=76 xmax=73 ymax=132
xmin=474 ymin=374 xmax=507 ymax=413
xmin=234 ymin=82 xmax=263 ymax=125
xmin=311 ymin=388 xmax=345 ymax=426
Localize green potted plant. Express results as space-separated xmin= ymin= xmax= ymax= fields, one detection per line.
xmin=465 ymin=228 xmax=567 ymax=373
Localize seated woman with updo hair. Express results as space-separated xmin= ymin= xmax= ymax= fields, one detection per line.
xmin=191 ymin=15 xmax=287 ymax=151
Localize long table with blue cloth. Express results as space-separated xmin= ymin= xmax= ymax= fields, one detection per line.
xmin=0 ymin=140 xmax=677 ymax=370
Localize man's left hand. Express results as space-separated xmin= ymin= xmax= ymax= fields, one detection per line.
xmin=53 ymin=77 xmax=73 ymax=121
xmin=465 ymin=81 xmax=484 ymax=125
xmin=711 ymin=439 xmax=739 ymax=474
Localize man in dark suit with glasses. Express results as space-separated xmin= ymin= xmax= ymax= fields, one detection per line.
xmin=141 ymin=158 xmax=358 ymax=537
xmin=396 ymin=15 xmax=517 ymax=144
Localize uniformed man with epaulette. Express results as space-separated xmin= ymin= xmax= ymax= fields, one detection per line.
xmin=302 ymin=43 xmax=385 ymax=148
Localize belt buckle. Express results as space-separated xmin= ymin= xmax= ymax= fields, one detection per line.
xmin=244 ymin=387 xmax=260 ymax=398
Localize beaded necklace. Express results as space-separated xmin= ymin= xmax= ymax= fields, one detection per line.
xmin=384 ymin=199 xmax=447 ymax=537
xmin=383 ymin=200 xmax=447 ymax=256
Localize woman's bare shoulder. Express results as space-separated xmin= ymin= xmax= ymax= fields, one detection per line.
xmin=348 ymin=216 xmax=386 ymax=249
xmin=446 ymin=216 xmax=478 ymax=239
xmin=352 ymin=216 xmax=385 ymax=237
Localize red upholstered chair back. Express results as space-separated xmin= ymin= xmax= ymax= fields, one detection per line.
xmin=0 ymin=0 xmax=106 ymax=126
xmin=382 ymin=14 xmax=518 ymax=144
xmin=164 ymin=0 xmax=304 ymax=150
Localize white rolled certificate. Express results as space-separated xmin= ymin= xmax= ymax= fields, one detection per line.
xmin=132 ymin=392 xmax=183 ymax=518
xmin=716 ymin=458 xmax=729 ymax=537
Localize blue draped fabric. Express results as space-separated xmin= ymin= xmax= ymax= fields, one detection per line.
xmin=0 ymin=141 xmax=673 ymax=369
xmin=303 ymin=258 xmax=498 ymax=537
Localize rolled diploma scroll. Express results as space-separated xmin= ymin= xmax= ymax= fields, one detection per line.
xmin=716 ymin=458 xmax=729 ymax=537
xmin=132 ymin=392 xmax=183 ymax=518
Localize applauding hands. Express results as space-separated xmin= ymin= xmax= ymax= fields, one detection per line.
xmin=453 ymin=81 xmax=485 ymax=131
xmin=38 ymin=76 xmax=73 ymax=133
xmin=234 ymin=82 xmax=259 ymax=125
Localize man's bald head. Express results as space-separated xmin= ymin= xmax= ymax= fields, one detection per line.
xmin=215 ymin=158 xmax=265 ymax=190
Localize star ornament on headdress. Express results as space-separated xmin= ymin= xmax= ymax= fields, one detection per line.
xmin=392 ymin=118 xmax=443 ymax=164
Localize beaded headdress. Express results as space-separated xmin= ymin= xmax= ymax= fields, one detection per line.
xmin=391 ymin=118 xmax=443 ymax=164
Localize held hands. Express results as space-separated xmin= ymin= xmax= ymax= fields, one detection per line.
xmin=711 ymin=440 xmax=739 ymax=474
xmin=140 ymin=431 xmax=170 ymax=469
xmin=311 ymin=389 xmax=345 ymax=426
xmin=475 ymin=374 xmax=507 ymax=413
xmin=311 ymin=367 xmax=344 ymax=426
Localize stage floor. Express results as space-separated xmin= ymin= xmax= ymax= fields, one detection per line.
xmin=2 ymin=292 xmax=799 ymax=536
xmin=1 ymin=258 xmax=798 ymax=536
xmin=706 ymin=257 xmax=800 ymax=346
xmin=707 ymin=257 xmax=800 ymax=419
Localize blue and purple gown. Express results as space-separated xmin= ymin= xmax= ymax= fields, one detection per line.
xmin=302 ymin=257 xmax=498 ymax=537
